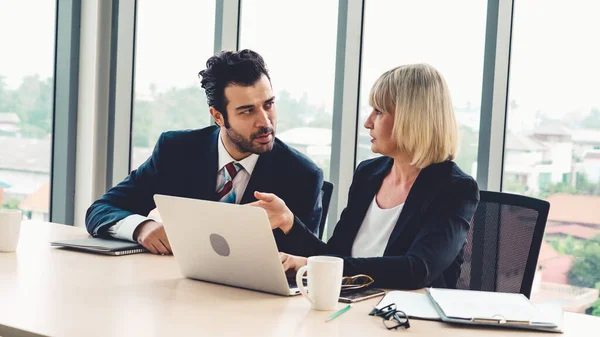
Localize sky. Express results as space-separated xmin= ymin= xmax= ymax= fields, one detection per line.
xmin=1 ymin=0 xmax=600 ymax=132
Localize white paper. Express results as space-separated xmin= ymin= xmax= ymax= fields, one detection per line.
xmin=374 ymin=291 xmax=441 ymax=320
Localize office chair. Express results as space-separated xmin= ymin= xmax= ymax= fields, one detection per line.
xmin=318 ymin=181 xmax=334 ymax=240
xmin=456 ymin=190 xmax=550 ymax=298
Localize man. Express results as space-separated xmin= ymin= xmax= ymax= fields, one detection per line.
xmin=85 ymin=49 xmax=324 ymax=255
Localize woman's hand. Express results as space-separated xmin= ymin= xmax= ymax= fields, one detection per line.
xmin=279 ymin=252 xmax=308 ymax=272
xmin=248 ymin=191 xmax=294 ymax=233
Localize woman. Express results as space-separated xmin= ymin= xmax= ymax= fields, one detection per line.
xmin=250 ymin=64 xmax=479 ymax=289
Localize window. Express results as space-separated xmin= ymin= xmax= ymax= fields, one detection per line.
xmin=131 ymin=0 xmax=216 ymax=169
xmin=503 ymin=0 xmax=600 ymax=316
xmin=357 ymin=0 xmax=487 ymax=177
xmin=0 ymin=1 xmax=56 ymax=221
xmin=238 ymin=0 xmax=338 ymax=181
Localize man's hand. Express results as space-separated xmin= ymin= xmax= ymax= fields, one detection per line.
xmin=247 ymin=192 xmax=294 ymax=233
xmin=133 ymin=220 xmax=172 ymax=255
xmin=280 ymin=252 xmax=308 ymax=272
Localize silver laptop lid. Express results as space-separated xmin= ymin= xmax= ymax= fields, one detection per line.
xmin=154 ymin=194 xmax=293 ymax=296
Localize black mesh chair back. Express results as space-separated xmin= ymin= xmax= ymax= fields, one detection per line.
xmin=456 ymin=191 xmax=550 ymax=298
xmin=319 ymin=181 xmax=334 ymax=240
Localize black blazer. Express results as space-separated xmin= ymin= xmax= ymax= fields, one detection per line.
xmin=280 ymin=157 xmax=479 ymax=290
xmin=85 ymin=126 xmax=324 ymax=245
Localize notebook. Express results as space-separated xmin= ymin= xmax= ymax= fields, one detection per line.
xmin=50 ymin=238 xmax=147 ymax=256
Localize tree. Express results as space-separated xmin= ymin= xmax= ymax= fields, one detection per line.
xmin=538 ymin=173 xmax=600 ymax=199
xmin=455 ymin=125 xmax=478 ymax=175
xmin=582 ymin=107 xmax=600 ymax=129
xmin=567 ymin=234 xmax=600 ymax=288
xmin=1 ymin=199 xmax=20 ymax=210
xmin=503 ymin=176 xmax=528 ymax=194
xmin=0 ymin=74 xmax=53 ymax=139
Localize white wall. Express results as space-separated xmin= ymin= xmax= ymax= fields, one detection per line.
xmin=582 ymin=159 xmax=600 ymax=183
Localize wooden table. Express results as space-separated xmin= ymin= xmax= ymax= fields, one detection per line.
xmin=0 ymin=221 xmax=599 ymax=337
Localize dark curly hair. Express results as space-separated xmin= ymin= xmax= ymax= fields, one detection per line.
xmin=199 ymin=49 xmax=271 ymax=127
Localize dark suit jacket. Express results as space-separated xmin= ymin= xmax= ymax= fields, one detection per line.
xmin=85 ymin=126 xmax=324 ymax=246
xmin=280 ymin=157 xmax=479 ymax=290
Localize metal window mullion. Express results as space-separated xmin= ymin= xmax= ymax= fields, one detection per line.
xmin=328 ymin=0 xmax=365 ymax=240
xmin=477 ymin=0 xmax=514 ymax=192
xmin=214 ymin=0 xmax=240 ymax=53
xmin=73 ymin=0 xmax=114 ymax=227
xmin=51 ymin=0 xmax=82 ymax=225
xmin=107 ymin=0 xmax=136 ymax=187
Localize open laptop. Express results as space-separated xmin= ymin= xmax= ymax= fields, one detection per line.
xmin=153 ymin=194 xmax=301 ymax=296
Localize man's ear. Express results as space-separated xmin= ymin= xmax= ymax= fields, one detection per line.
xmin=209 ymin=107 xmax=225 ymax=127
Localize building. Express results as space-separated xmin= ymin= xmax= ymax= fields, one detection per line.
xmin=530 ymin=193 xmax=600 ymax=313
xmin=0 ymin=112 xmax=20 ymax=134
xmin=572 ymin=129 xmax=600 ymax=160
xmin=0 ymin=136 xmax=50 ymax=205
xmin=580 ymin=150 xmax=600 ymax=183
xmin=0 ymin=135 xmax=157 ymax=221
xmin=546 ymin=194 xmax=600 ymax=228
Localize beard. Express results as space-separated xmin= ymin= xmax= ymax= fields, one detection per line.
xmin=225 ymin=125 xmax=275 ymax=154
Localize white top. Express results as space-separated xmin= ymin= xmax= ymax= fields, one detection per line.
xmin=108 ymin=131 xmax=259 ymax=241
xmin=351 ymin=196 xmax=404 ymax=258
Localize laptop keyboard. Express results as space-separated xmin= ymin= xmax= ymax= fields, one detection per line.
xmin=286 ymin=276 xmax=307 ymax=289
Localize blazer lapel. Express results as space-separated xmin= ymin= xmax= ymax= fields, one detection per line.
xmin=340 ymin=158 xmax=393 ymax=253
xmin=384 ymin=164 xmax=443 ymax=253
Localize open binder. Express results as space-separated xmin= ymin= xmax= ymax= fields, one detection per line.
xmin=372 ymin=288 xmax=563 ymax=333
xmin=426 ymin=288 xmax=561 ymax=332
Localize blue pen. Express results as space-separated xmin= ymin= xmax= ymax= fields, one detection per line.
xmin=326 ymin=304 xmax=352 ymax=322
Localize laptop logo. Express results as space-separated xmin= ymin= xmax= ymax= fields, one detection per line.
xmin=209 ymin=234 xmax=230 ymax=257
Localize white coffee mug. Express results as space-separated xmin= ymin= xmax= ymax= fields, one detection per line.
xmin=0 ymin=209 xmax=22 ymax=252
xmin=296 ymin=256 xmax=343 ymax=311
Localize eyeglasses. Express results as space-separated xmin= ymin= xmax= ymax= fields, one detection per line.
xmin=341 ymin=274 xmax=374 ymax=291
xmin=371 ymin=303 xmax=410 ymax=330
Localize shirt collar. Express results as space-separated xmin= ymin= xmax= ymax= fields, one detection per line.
xmin=217 ymin=130 xmax=259 ymax=175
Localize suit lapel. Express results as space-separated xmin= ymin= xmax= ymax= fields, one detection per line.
xmin=240 ymin=146 xmax=274 ymax=204
xmin=191 ymin=127 xmax=219 ymax=201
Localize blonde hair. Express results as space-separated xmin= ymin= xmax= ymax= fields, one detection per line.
xmin=369 ymin=63 xmax=458 ymax=168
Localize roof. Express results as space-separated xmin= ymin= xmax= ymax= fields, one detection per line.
xmin=540 ymin=255 xmax=574 ymax=285
xmin=19 ymin=182 xmax=49 ymax=213
xmin=572 ymin=129 xmax=600 ymax=144
xmin=505 ymin=133 xmax=547 ymax=152
xmin=532 ymin=124 xmax=572 ymax=137
xmin=546 ymin=193 xmax=600 ymax=226
xmin=583 ymin=151 xmax=600 ymax=160
xmin=544 ymin=224 xmax=600 ymax=240
xmin=538 ymin=240 xmax=559 ymax=263
xmin=0 ymin=136 xmax=51 ymax=173
xmin=0 ymin=136 xmax=152 ymax=174
xmin=277 ymin=127 xmax=331 ymax=147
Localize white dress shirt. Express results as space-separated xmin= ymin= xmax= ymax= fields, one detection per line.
xmin=108 ymin=131 xmax=259 ymax=242
xmin=351 ymin=196 xmax=404 ymax=258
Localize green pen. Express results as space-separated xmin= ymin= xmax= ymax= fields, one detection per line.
xmin=326 ymin=304 xmax=352 ymax=322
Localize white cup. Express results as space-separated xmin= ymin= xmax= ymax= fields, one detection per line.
xmin=296 ymin=256 xmax=343 ymax=311
xmin=0 ymin=209 xmax=22 ymax=252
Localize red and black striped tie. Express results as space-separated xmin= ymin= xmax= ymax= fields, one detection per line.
xmin=216 ymin=162 xmax=243 ymax=203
